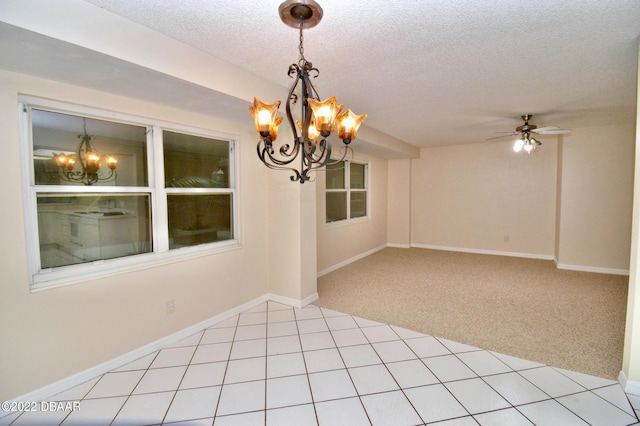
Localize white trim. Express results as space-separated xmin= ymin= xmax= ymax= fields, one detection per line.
xmin=619 ymin=370 xmax=640 ymax=396
xmin=30 ymin=241 xmax=242 ymax=292
xmin=7 ymin=292 xmax=321 ymax=404
xmin=387 ymin=243 xmax=411 ymax=249
xmin=268 ymin=292 xmax=319 ymax=309
xmin=6 ymin=294 xmax=269 ymax=406
xmin=20 ymin=96 xmax=242 ymax=291
xmin=325 ymin=159 xmax=370 ymax=226
xmin=411 ymin=243 xmax=555 ymax=260
xmin=325 ymin=216 xmax=370 ymax=229
xmin=317 ymin=244 xmax=387 ymax=277
xmin=554 ymin=259 xmax=629 ymax=276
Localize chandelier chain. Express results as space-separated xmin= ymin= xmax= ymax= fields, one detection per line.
xmin=298 ymin=19 xmax=305 ymax=66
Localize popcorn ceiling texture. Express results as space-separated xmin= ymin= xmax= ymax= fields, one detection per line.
xmin=82 ymin=0 xmax=640 ymax=147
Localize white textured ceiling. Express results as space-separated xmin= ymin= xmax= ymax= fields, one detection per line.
xmin=4 ymin=0 xmax=640 ymax=150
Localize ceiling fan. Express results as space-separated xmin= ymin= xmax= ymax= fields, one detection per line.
xmin=487 ymin=114 xmax=572 ymax=153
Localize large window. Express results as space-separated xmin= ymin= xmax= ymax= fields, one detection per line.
xmin=326 ymin=160 xmax=368 ymax=223
xmin=22 ymin=99 xmax=237 ymax=289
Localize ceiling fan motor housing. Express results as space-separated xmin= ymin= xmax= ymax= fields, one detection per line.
xmin=516 ymin=114 xmax=536 ymax=132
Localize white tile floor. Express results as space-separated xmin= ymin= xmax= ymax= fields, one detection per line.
xmin=1 ymin=301 xmax=639 ymax=425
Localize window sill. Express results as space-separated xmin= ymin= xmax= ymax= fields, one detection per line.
xmin=325 ymin=216 xmax=370 ymax=229
xmin=30 ymin=240 xmax=242 ymax=292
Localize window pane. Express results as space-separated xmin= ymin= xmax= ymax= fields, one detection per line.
xmin=168 ymin=194 xmax=233 ymax=248
xmin=164 ymin=131 xmax=230 ymax=188
xmin=350 ymin=163 xmax=366 ymax=189
xmin=326 ymin=161 xmax=346 ymax=189
xmin=351 ymin=191 xmax=367 ymax=218
xmin=37 ymin=193 xmax=152 ymax=269
xmin=32 ymin=109 xmax=148 ymax=187
xmin=326 ymin=192 xmax=347 ymax=222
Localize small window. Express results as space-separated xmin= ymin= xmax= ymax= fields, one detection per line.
xmin=326 ymin=160 xmax=368 ymax=223
xmin=163 ymin=130 xmax=234 ymax=249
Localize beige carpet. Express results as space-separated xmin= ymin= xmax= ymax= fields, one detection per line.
xmin=315 ymin=248 xmax=629 ymax=379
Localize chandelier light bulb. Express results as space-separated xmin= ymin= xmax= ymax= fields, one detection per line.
xmin=258 ymin=110 xmax=272 ymax=128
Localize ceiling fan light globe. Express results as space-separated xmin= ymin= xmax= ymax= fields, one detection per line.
xmin=513 ymin=139 xmax=524 ymax=152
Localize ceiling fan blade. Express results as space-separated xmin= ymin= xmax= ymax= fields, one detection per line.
xmin=534 ymin=129 xmax=572 ymax=135
xmin=531 ymin=126 xmax=559 ymax=133
xmin=486 ymin=133 xmax=518 ymax=141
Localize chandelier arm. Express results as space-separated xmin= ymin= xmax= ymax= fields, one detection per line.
xmin=257 ymin=139 xmax=301 ymax=167
xmin=306 ymin=138 xmax=335 ymax=165
xmin=279 ymin=141 xmax=302 ymax=159
xmin=257 ymin=142 xmax=303 ymax=182
xmin=285 ymin=67 xmax=301 ymax=141
xmin=326 ymin=145 xmax=352 ymax=165
xmin=301 ymin=64 xmax=320 ymax=101
xmin=296 ymin=138 xmax=333 ymax=183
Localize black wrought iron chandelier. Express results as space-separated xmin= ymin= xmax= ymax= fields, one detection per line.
xmin=54 ymin=118 xmax=117 ymax=185
xmin=249 ymin=0 xmax=366 ymax=184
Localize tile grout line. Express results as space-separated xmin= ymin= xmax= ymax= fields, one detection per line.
xmin=291 ymin=304 xmax=322 ymax=425
xmin=211 ymin=312 xmax=240 ymax=422
xmin=158 ymin=327 xmax=208 ymax=425
xmin=319 ymin=307 xmax=375 ymax=425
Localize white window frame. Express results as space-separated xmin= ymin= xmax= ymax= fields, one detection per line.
xmin=325 ymin=159 xmax=370 ymax=227
xmin=19 ymin=96 xmax=240 ymax=291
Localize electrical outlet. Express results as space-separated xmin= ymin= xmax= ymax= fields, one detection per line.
xmin=166 ymin=300 xmax=175 ymax=314
xmin=504 ymin=235 xmax=510 ymax=243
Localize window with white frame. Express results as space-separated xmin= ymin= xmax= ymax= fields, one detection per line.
xmin=325 ymin=160 xmax=368 ymax=223
xmin=21 ymin=99 xmax=237 ymax=289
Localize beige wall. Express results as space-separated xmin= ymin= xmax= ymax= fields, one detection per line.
xmin=316 ymin=154 xmax=388 ymax=273
xmin=410 ymin=141 xmax=558 ymax=256
xmin=622 ymin=40 xmax=640 ymax=391
xmin=0 ymin=70 xmax=269 ymax=400
xmin=555 ymin=122 xmax=635 ymax=271
xmin=388 ymin=159 xmax=412 ymax=247
xmin=267 ymin=173 xmax=318 ymax=303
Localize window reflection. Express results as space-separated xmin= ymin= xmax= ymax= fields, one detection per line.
xmin=167 ymin=194 xmax=233 ymax=248
xmin=37 ymin=194 xmax=152 ymax=269
xmin=32 ymin=109 xmax=148 ymax=187
xmin=163 ymin=131 xmax=230 ymax=188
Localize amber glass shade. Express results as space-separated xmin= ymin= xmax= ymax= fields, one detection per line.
xmin=248 ymin=97 xmax=281 ymax=135
xmin=336 ymin=109 xmax=367 ymax=142
xmin=297 ymin=119 xmax=321 ymax=144
xmin=106 ymin=155 xmax=118 ymax=170
xmin=307 ymin=96 xmax=343 ymax=135
xmin=85 ymin=151 xmax=101 ymax=174
xmin=54 ymin=153 xmax=75 ymax=171
xmin=269 ymin=116 xmax=284 ymax=142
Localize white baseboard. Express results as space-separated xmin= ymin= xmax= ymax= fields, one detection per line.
xmin=387 ymin=243 xmax=411 ymax=249
xmin=619 ymin=370 xmax=640 ymax=396
xmin=554 ymin=258 xmax=629 ymax=276
xmin=268 ymin=292 xmax=318 ymax=309
xmin=317 ymin=244 xmax=387 ymax=277
xmin=6 ymin=292 xmax=324 ymax=406
xmin=8 ymin=294 xmax=271 ymax=405
xmin=411 ymin=243 xmax=556 ymax=261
